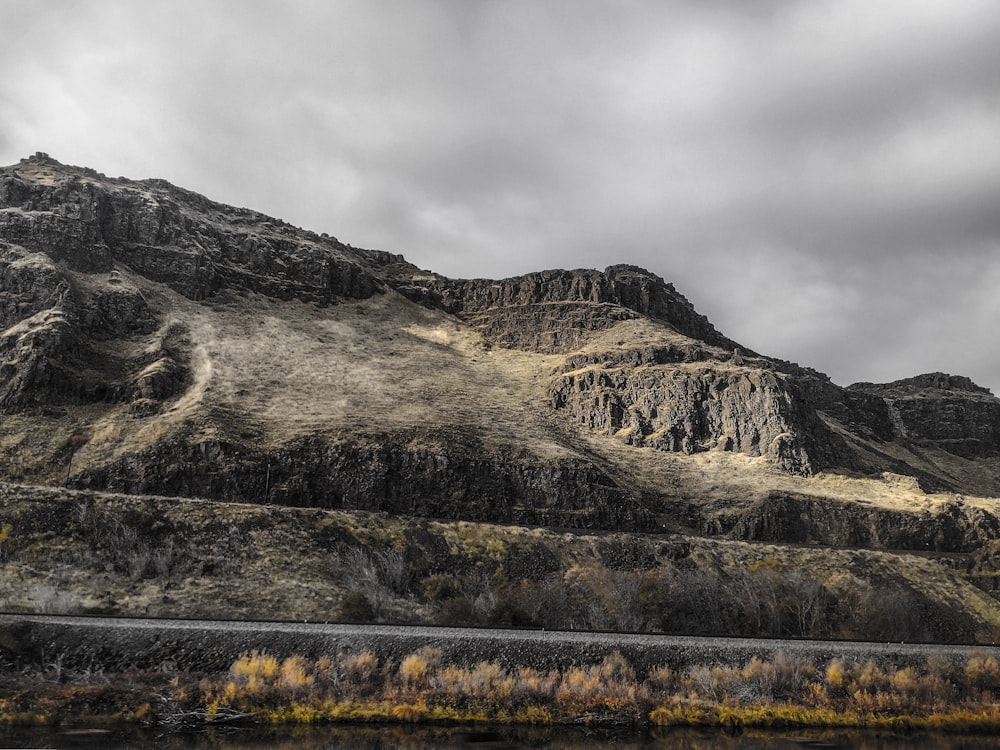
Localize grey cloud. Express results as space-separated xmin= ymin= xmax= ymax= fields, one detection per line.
xmin=2 ymin=0 xmax=998 ymax=394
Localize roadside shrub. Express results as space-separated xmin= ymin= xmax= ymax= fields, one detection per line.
xmin=557 ymin=665 xmax=603 ymax=702
xmin=645 ymin=664 xmax=677 ymax=695
xmin=399 ymin=646 xmax=442 ymax=688
xmin=339 ymin=651 xmax=380 ymax=696
xmin=512 ymin=666 xmax=557 ymax=700
xmin=599 ymin=651 xmax=635 ymax=684
xmin=770 ymin=652 xmax=815 ymax=696
xmin=279 ymin=656 xmax=314 ymax=690
xmin=436 ymin=661 xmax=514 ymax=699
xmin=336 ymin=591 xmax=375 ymax=622
xmin=890 ymin=667 xmax=921 ymax=697
xmin=422 ymin=573 xmax=462 ymax=602
xmin=433 ymin=596 xmax=475 ymax=626
xmin=850 ymin=661 xmax=888 ymax=694
xmin=30 ymin=583 xmax=81 ymax=614
xmin=965 ymin=653 xmax=1000 ymax=692
xmin=825 ymin=658 xmax=847 ymax=693
xmin=184 ymin=649 xmax=1000 ymax=730
xmin=375 ymin=549 xmax=411 ymax=595
xmin=231 ymin=651 xmax=280 ymax=691
xmin=341 ymin=546 xmax=412 ymax=598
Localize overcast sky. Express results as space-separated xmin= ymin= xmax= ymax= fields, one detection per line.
xmin=3 ymin=0 xmax=999 ymax=393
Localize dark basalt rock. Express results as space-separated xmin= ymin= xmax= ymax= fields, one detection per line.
xmin=850 ymin=373 xmax=1000 ymax=458
xmin=1 ymin=153 xmax=385 ymax=304
xmin=73 ymin=433 xmax=658 ymax=532
xmin=390 ymin=265 xmax=743 ymax=354
xmin=702 ymin=490 xmax=1000 ymax=553
xmin=0 ymin=234 xmax=191 ymax=412
xmin=549 ymin=361 xmax=857 ymax=474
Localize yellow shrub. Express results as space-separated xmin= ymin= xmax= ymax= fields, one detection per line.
xmin=891 ymin=667 xmax=921 ymax=697
xmin=232 ymin=651 xmax=280 ymax=690
xmin=521 ymin=705 xmax=551 ymax=724
xmin=557 ymin=666 xmax=602 ymax=701
xmin=650 ymin=704 xmax=709 ymax=726
xmin=513 ymin=667 xmax=556 ymax=698
xmin=966 ymin=653 xmax=1000 ymax=690
xmin=434 ymin=661 xmax=514 ymax=698
xmin=824 ymin=658 xmax=846 ymax=690
xmin=342 ymin=651 xmax=379 ymax=685
xmin=646 ymin=664 xmax=676 ymax=694
xmin=399 ymin=646 xmax=442 ymax=687
xmin=391 ymin=703 xmax=426 ymax=722
xmin=280 ymin=656 xmax=314 ymax=690
xmin=599 ymin=651 xmax=635 ymax=684
xmin=852 ymin=661 xmax=886 ymax=693
xmin=0 ymin=523 xmax=12 ymax=561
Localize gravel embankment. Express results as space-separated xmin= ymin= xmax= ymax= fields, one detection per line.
xmin=1 ymin=614 xmax=996 ymax=674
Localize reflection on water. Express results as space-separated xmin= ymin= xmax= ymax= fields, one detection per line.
xmin=4 ymin=725 xmax=1000 ymax=750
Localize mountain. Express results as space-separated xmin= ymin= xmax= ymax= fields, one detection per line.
xmin=3 ymin=153 xmax=1000 ymax=640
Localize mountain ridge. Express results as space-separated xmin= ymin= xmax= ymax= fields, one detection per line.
xmin=2 ymin=152 xmax=999 ymax=531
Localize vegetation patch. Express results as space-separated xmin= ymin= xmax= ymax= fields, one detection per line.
xmin=6 ymin=648 xmax=1000 ymax=732
xmin=2 ymin=483 xmax=1000 ymax=641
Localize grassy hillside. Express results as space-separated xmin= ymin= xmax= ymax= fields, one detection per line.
xmin=2 ymin=482 xmax=998 ymax=643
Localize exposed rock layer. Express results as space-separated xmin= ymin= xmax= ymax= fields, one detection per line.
xmin=0 ymin=153 xmax=387 ymax=303
xmin=391 ymin=265 xmax=741 ymax=354
xmin=74 ymin=433 xmax=655 ymax=531
xmin=702 ymin=491 xmax=1000 ymax=553
xmin=550 ymin=364 xmax=826 ymax=474
xmin=850 ymin=374 xmax=1000 ymax=458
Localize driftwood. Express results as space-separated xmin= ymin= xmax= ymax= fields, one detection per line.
xmin=155 ymin=694 xmax=257 ymax=727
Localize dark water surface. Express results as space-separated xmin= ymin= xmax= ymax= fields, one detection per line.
xmin=3 ymin=725 xmax=1000 ymax=750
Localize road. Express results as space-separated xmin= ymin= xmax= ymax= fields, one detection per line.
xmin=1 ymin=613 xmax=995 ymax=673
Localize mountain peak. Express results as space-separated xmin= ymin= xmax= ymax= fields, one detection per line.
xmin=20 ymin=151 xmax=59 ymax=165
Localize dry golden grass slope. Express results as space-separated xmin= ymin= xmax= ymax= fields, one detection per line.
xmin=2 ymin=260 xmax=998 ymax=526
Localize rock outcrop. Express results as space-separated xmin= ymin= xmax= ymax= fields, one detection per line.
xmin=74 ymin=432 xmax=656 ymax=532
xmin=850 ymin=374 xmax=1000 ymax=458
xmin=0 ymin=153 xmax=388 ymax=304
xmin=701 ymin=490 xmax=1000 ymax=553
xmin=549 ymin=363 xmax=833 ymax=474
xmin=391 ymin=265 xmax=742 ymax=354
xmin=0 ymin=238 xmax=186 ymax=411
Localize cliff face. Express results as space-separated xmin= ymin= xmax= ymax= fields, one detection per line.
xmin=387 ymin=263 xmax=866 ymax=476
xmin=550 ymin=363 xmax=821 ymax=474
xmin=850 ymin=374 xmax=1000 ymax=459
xmin=72 ymin=433 xmax=654 ymax=531
xmin=0 ymin=153 xmax=387 ymax=304
xmin=2 ymin=153 xmax=1000 ymax=553
xmin=390 ymin=265 xmax=741 ymax=354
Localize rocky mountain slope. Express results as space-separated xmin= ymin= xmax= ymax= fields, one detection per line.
xmin=2 ymin=153 xmax=1000 ymax=551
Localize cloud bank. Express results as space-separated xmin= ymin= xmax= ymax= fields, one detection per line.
xmin=3 ymin=0 xmax=999 ymax=392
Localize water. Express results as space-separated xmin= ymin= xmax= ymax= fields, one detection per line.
xmin=2 ymin=726 xmax=999 ymax=750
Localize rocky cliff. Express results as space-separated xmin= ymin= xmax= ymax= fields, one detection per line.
xmin=0 ymin=153 xmax=388 ymax=303
xmin=850 ymin=374 xmax=1000 ymax=459
xmin=389 ymin=264 xmax=742 ymax=354
xmin=2 ymin=153 xmax=1000 ymax=553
